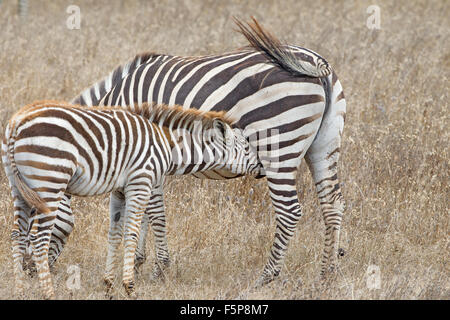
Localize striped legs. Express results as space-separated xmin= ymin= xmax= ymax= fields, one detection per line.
xmin=104 ymin=191 xmax=125 ymax=293
xmin=305 ymin=78 xmax=346 ymax=277
xmin=133 ymin=185 xmax=170 ymax=278
xmin=11 ymin=197 xmax=29 ymax=297
xmin=306 ymin=148 xmax=345 ymax=277
xmin=122 ymin=186 xmax=150 ymax=294
xmin=48 ymin=194 xmax=74 ymax=267
xmin=104 ymin=186 xmax=151 ymax=295
xmin=146 ymin=185 xmax=170 ymax=279
xmin=256 ymin=171 xmax=303 ymax=286
xmin=10 ymin=188 xmax=60 ymax=299
xmin=309 ymin=158 xmax=344 ymax=276
xmin=20 ymin=195 xmax=74 ymax=276
xmin=28 ymin=209 xmax=58 ymax=299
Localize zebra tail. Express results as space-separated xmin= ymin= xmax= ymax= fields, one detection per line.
xmin=6 ymin=128 xmax=50 ymax=215
xmin=234 ymin=16 xmax=332 ymax=78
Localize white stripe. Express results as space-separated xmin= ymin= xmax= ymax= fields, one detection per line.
xmin=136 ymin=56 xmax=163 ymax=106
xmin=226 ymin=82 xmax=324 ymax=123
xmin=183 ymin=52 xmax=261 ymax=108
xmin=200 ymin=63 xmax=274 ymax=111
xmin=168 ymin=51 xmax=251 ymax=107
xmin=147 ymin=57 xmax=178 ymax=104
xmin=157 ymin=59 xmax=184 ymax=104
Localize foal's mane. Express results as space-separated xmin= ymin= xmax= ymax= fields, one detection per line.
xmin=130 ymin=102 xmax=233 ymax=128
xmin=13 ymin=100 xmax=233 ymax=130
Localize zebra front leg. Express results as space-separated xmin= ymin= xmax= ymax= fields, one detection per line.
xmin=104 ymin=191 xmax=125 ymax=294
xmin=146 ymin=185 xmax=170 ymax=280
xmin=134 ymin=211 xmax=148 ymax=275
xmin=122 ymin=186 xmax=151 ymax=296
xmin=255 ymin=171 xmax=303 ymax=287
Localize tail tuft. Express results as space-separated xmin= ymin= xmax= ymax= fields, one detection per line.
xmin=234 ymin=16 xmax=332 ymax=78
xmin=13 ymin=171 xmax=50 ymax=214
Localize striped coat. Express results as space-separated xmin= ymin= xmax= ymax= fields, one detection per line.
xmin=42 ymin=18 xmax=347 ymax=286
xmin=2 ymin=101 xmax=260 ymax=298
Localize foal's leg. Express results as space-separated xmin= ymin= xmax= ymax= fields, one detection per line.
xmin=11 ymin=197 xmax=30 ymax=297
xmin=147 ymin=185 xmax=170 ymax=279
xmin=21 ymin=195 xmax=74 ymax=276
xmin=48 ymin=194 xmax=74 ymax=267
xmin=122 ymin=186 xmax=151 ymax=295
xmin=104 ymin=191 xmax=126 ymax=293
xmin=132 ymin=184 xmax=170 ymax=279
xmin=29 ymin=197 xmax=61 ymax=299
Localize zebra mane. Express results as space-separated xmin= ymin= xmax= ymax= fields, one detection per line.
xmin=71 ymin=52 xmax=160 ymax=106
xmin=13 ymin=100 xmax=233 ymax=131
xmin=234 ymin=16 xmax=332 ymax=78
xmin=129 ymin=102 xmax=233 ymax=128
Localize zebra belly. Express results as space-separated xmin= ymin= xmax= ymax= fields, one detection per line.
xmin=66 ymin=165 xmax=125 ymax=197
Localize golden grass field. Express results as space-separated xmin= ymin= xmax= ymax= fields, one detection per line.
xmin=0 ymin=0 xmax=448 ymax=300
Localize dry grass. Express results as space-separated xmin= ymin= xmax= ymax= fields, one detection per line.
xmin=0 ymin=0 xmax=448 ymax=300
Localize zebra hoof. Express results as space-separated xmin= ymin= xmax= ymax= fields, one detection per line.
xmin=150 ymin=260 xmax=169 ymax=282
xmin=123 ymin=281 xmax=135 ymax=296
xmin=254 ymin=271 xmax=278 ymax=289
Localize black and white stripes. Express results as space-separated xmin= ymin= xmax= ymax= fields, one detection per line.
xmin=3 ymin=101 xmax=260 ymax=298
xmin=24 ymin=18 xmax=347 ymax=288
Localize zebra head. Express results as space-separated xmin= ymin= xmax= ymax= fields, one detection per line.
xmin=211 ymin=119 xmax=262 ymax=176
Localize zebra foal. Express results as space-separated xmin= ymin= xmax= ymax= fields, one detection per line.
xmin=2 ymin=100 xmax=261 ymax=299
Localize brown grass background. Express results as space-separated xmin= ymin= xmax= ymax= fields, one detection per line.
xmin=0 ymin=0 xmax=448 ymax=300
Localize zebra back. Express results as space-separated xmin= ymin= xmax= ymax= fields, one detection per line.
xmin=71 ymin=52 xmax=158 ymax=106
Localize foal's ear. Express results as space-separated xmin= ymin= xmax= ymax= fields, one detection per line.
xmin=212 ymin=119 xmax=234 ymax=145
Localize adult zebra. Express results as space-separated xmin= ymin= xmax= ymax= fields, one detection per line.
xmin=47 ymin=18 xmax=347 ymax=286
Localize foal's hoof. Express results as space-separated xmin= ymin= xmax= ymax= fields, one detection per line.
xmin=254 ymin=270 xmax=279 ymax=289
xmin=150 ymin=260 xmax=169 ymax=282
xmin=134 ymin=258 xmax=146 ymax=277
xmin=123 ymin=281 xmax=136 ymax=297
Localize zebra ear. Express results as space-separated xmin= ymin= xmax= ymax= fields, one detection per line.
xmin=212 ymin=119 xmax=234 ymax=145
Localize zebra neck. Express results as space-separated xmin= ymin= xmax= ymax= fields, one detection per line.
xmin=164 ymin=124 xmax=224 ymax=176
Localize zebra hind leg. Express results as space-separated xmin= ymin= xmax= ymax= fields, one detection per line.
xmin=306 ymin=150 xmax=346 ymax=279
xmin=255 ymin=170 xmax=303 ymax=287
xmin=29 ymin=208 xmax=58 ymax=299
xmin=11 ymin=201 xmax=30 ymax=297
xmin=48 ymin=194 xmax=74 ymax=269
xmin=22 ymin=194 xmax=74 ymax=277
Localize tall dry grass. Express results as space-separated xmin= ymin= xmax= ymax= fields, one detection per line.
xmin=0 ymin=0 xmax=448 ymax=299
